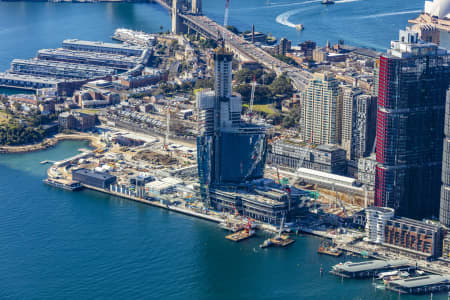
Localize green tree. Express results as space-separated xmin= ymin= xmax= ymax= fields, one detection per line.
xmin=269 ymin=75 xmax=294 ymax=98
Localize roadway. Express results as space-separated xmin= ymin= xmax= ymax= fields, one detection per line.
xmin=181 ymin=14 xmax=312 ymax=91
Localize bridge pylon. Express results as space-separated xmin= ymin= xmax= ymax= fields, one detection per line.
xmin=192 ymin=0 xmax=202 ymax=14
xmin=171 ymin=0 xmax=187 ymax=34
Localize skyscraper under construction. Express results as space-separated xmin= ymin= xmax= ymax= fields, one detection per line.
xmin=196 ymin=47 xmax=311 ymax=224
xmin=375 ymin=28 xmax=450 ymax=219
xmin=196 ymin=47 xmax=267 ymax=202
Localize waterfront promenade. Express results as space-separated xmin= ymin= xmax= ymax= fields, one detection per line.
xmin=0 ymin=133 xmax=104 ymax=154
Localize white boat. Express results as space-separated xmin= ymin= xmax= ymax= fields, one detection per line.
xmin=260 ymin=238 xmax=272 ymax=248
xmin=296 ymin=24 xmax=304 ymax=31
xmin=377 ymin=270 xmax=399 ymax=280
xmin=322 ymin=0 xmax=335 ymax=4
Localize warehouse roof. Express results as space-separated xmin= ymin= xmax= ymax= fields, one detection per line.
xmin=333 ymin=259 xmax=409 ymax=273
xmin=390 ymin=275 xmax=450 ymax=289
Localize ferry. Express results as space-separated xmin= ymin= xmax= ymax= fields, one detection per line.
xmin=43 ymin=178 xmax=82 ymax=191
xmin=322 ymin=0 xmax=335 ymax=4
xmin=296 ymin=24 xmax=304 ymax=31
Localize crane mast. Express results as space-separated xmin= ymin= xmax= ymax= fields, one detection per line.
xmin=249 ymin=75 xmax=256 ymax=123
xmin=224 ymin=0 xmax=230 ymax=27
xmin=164 ymin=107 xmax=170 ymax=150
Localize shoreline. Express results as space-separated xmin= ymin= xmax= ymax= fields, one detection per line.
xmin=0 ymin=133 xmax=103 ymax=154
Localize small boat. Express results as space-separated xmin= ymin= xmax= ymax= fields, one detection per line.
xmin=296 ymin=24 xmax=304 ymax=31
xmin=377 ymin=270 xmax=399 ymax=280
xmin=260 ymin=238 xmax=272 ymax=248
xmin=318 ymin=245 xmax=343 ymax=257
xmin=399 ymin=271 xmax=410 ymax=278
xmin=322 ymin=0 xmax=335 ymax=4
xmin=43 ymin=178 xmax=83 ymax=191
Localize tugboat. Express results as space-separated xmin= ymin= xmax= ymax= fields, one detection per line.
xmin=317 ymin=240 xmax=343 ymax=257
xmin=322 ymin=0 xmax=335 ymax=4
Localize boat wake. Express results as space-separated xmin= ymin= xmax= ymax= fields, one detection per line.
xmin=357 ymin=9 xmax=421 ymax=19
xmin=275 ymin=6 xmax=317 ymax=28
xmin=275 ymin=0 xmax=361 ymax=28
xmin=334 ymin=0 xmax=360 ymax=3
xmin=240 ymin=0 xmax=321 ymax=11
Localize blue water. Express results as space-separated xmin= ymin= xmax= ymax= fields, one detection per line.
xmin=0 ymin=144 xmax=446 ymax=299
xmin=0 ymin=0 xmax=424 ymax=71
xmin=205 ymin=0 xmax=424 ymax=50
xmin=0 ymin=1 xmax=444 ymax=298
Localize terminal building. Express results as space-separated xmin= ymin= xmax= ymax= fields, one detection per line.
xmin=10 ymin=59 xmax=116 ymax=80
xmin=72 ymin=168 xmax=117 ymax=189
xmin=330 ymin=259 xmax=410 ymax=279
xmin=62 ymin=39 xmax=145 ymax=56
xmin=37 ymin=48 xmax=142 ymax=70
xmin=0 ymin=72 xmax=61 ymax=90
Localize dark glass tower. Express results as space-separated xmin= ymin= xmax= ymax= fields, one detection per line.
xmin=440 ymin=89 xmax=450 ymax=226
xmin=196 ymin=47 xmax=267 ymax=205
xmin=375 ymin=29 xmax=450 ymax=219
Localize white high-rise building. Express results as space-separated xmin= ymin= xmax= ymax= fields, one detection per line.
xmin=301 ymin=72 xmax=341 ymax=145
xmin=365 ymin=207 xmax=395 ymax=244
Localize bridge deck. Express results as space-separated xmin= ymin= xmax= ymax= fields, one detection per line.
xmin=181 ymin=14 xmax=311 ymax=90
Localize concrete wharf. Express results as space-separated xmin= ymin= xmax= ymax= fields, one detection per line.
xmin=82 ymin=184 xmax=223 ymax=223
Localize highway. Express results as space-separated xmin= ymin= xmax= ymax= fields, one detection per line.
xmin=151 ymin=0 xmax=311 ymax=91
xmin=181 ymin=14 xmax=312 ymax=91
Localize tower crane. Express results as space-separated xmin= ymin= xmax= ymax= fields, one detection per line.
xmin=164 ymin=107 xmax=170 ymax=150
xmin=248 ymin=75 xmax=257 ymax=123
xmin=224 ymin=0 xmax=230 ymax=27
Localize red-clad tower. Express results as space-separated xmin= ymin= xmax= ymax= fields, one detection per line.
xmin=375 ymin=28 xmax=450 ymax=219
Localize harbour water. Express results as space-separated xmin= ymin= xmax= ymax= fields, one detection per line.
xmin=0 ymin=0 xmax=425 ymax=71
xmin=0 ymin=0 xmax=444 ymax=298
xmin=0 ymin=143 xmax=446 ymax=299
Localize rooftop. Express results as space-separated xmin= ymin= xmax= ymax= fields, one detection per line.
xmin=38 ymin=48 xmax=142 ymax=63
xmin=72 ymin=168 xmax=116 ymax=180
xmin=333 ymin=259 xmax=409 ymax=273
xmin=0 ymin=72 xmax=62 ymax=84
xmin=63 ymin=39 xmax=145 ymax=52
xmin=11 ymin=59 xmax=116 ymax=74
xmin=366 ymin=206 xmax=395 ymax=214
xmin=390 ymin=275 xmax=450 ymax=289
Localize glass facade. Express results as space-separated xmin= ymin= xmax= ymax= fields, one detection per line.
xmin=375 ymin=53 xmax=450 ymax=219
